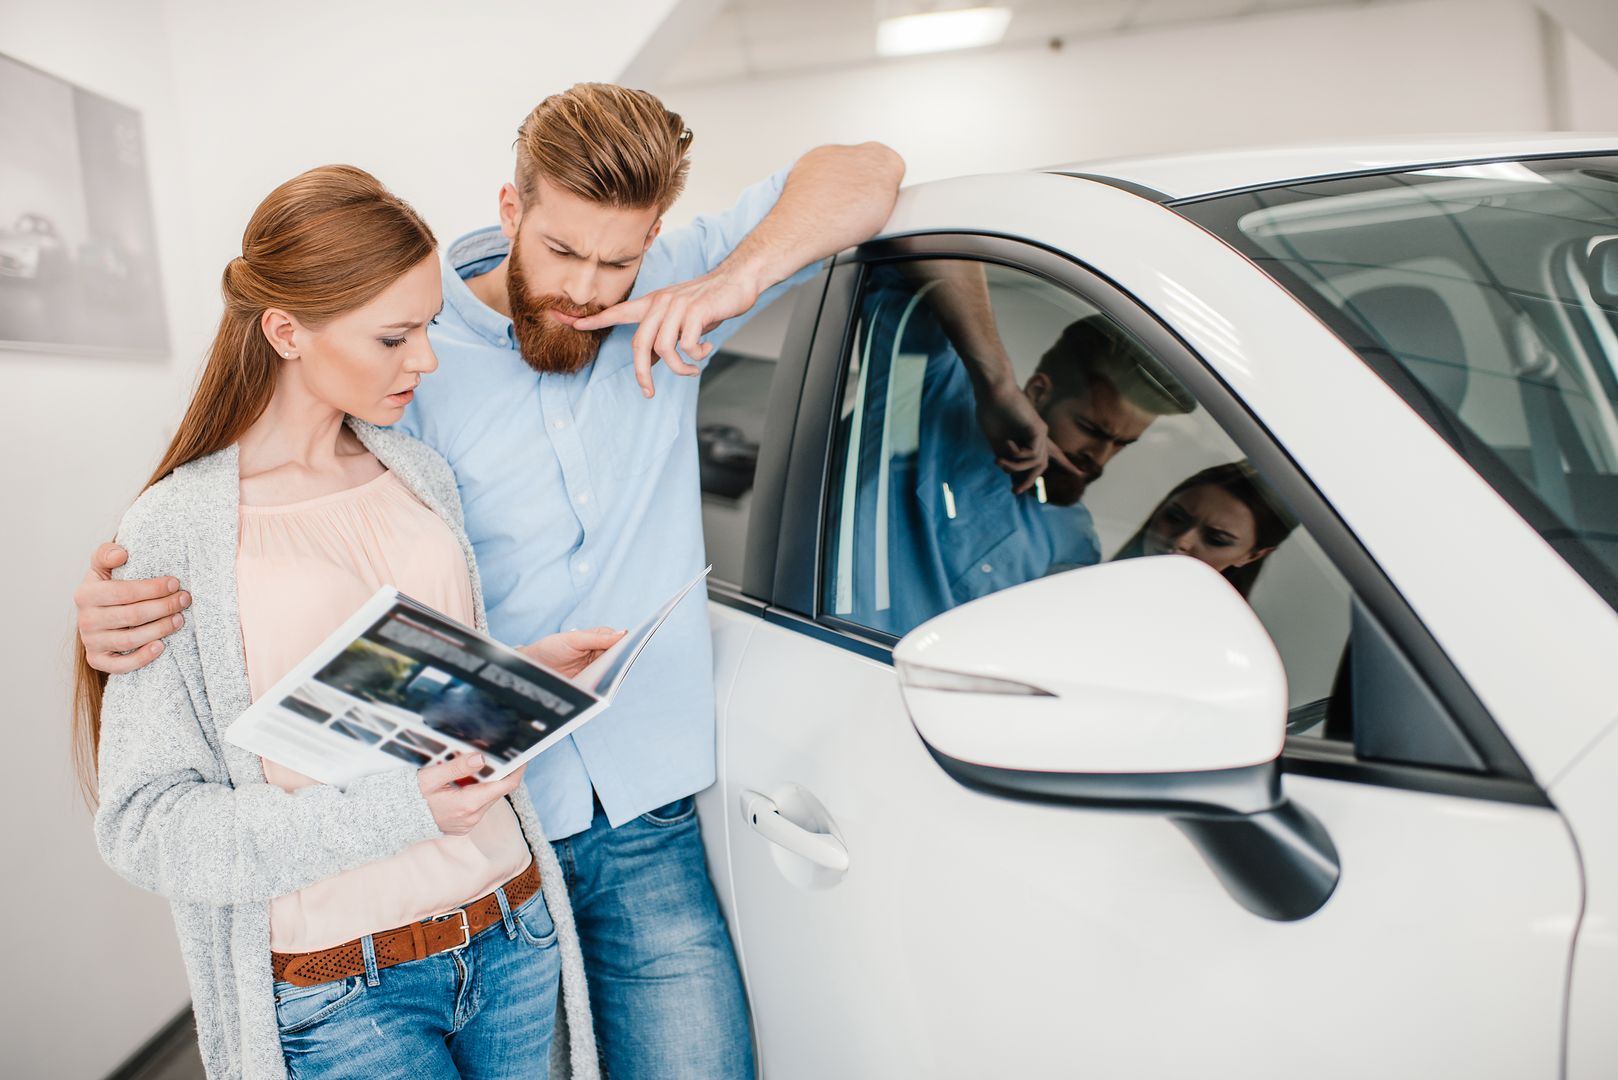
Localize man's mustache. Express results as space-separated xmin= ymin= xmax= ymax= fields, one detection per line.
xmin=527 ymin=294 xmax=606 ymax=322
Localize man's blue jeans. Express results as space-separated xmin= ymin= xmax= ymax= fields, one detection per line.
xmin=274 ymin=884 xmax=560 ymax=1079
xmin=554 ymin=795 xmax=754 ymax=1080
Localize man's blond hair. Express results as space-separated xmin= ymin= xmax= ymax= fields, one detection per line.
xmin=515 ymin=83 xmax=693 ymax=214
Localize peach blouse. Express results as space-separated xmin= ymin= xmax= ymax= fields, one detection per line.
xmin=237 ymin=469 xmax=531 ymax=953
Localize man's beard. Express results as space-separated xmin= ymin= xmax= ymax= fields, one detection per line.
xmin=1040 ymin=466 xmax=1090 ymax=507
xmin=506 ymin=233 xmax=615 ymax=375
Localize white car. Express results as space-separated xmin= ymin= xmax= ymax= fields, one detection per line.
xmin=691 ymin=135 xmax=1618 ymax=1079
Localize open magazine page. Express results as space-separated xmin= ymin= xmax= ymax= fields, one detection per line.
xmin=576 ymin=565 xmax=712 ymax=697
xmin=227 ymin=592 xmax=604 ymax=787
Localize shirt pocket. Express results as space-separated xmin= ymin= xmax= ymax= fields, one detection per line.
xmin=933 ymin=480 xmax=1019 ymax=591
xmin=579 ymin=362 xmax=682 ymax=479
xmin=946 ymin=527 xmax=1033 ymax=610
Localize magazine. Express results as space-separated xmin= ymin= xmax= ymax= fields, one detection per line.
xmin=225 ymin=566 xmax=712 ymax=787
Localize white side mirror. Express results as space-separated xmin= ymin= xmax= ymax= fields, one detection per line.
xmin=894 ymin=555 xmax=1287 ymax=776
xmin=894 ymin=556 xmax=1338 ymax=922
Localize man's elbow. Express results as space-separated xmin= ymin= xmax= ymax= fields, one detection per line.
xmin=804 ymin=141 xmax=906 ymax=188
xmin=853 ymin=141 xmax=906 ymax=190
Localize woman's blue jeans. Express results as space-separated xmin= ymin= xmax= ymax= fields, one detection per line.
xmin=275 ymin=885 xmax=560 ymax=1079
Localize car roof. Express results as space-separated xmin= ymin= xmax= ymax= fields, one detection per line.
xmin=1049 ymin=134 xmax=1618 ymax=201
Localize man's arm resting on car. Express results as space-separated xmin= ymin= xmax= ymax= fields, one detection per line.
xmin=77 ymin=542 xmax=191 ymax=675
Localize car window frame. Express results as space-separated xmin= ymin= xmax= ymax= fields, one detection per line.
xmin=693 ymin=265 xmax=831 ymax=592
xmin=721 ymin=232 xmax=1547 ymax=808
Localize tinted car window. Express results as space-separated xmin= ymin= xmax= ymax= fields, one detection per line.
xmin=698 ymin=275 xmax=820 ymax=585
xmin=820 ymin=258 xmax=1354 ymax=727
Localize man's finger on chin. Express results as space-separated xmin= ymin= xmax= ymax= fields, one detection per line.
xmin=576 ymin=299 xmax=645 ymax=331
xmin=1047 ymin=448 xmax=1085 ymax=476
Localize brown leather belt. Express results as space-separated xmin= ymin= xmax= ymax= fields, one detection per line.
xmin=271 ymin=860 xmax=541 ymax=987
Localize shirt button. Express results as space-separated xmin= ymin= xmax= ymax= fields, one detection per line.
xmin=577 ymin=561 xmax=591 ymax=575
xmin=980 ymin=563 xmax=993 ymax=574
xmin=553 ymin=418 xmax=568 ymax=430
xmin=576 ymin=492 xmax=590 ymax=506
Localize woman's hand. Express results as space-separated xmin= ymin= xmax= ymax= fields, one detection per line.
xmin=518 ymin=627 xmax=626 ymax=679
xmin=417 ymin=754 xmax=525 ymax=836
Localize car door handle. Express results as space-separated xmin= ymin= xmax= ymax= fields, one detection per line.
xmin=740 ymin=789 xmax=850 ymax=872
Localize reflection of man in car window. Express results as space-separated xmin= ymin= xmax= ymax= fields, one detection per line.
xmin=848 ymin=271 xmax=1193 ymax=635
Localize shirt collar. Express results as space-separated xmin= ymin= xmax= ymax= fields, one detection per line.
xmin=442 ymin=226 xmax=518 ymax=349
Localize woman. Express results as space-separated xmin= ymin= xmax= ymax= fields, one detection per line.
xmin=1114 ymin=461 xmax=1297 ymax=598
xmin=72 ymin=166 xmax=608 ymax=1079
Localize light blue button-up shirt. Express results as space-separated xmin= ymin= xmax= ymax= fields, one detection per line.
xmin=398 ymin=167 xmax=814 ymax=840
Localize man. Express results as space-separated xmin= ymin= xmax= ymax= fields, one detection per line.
xmin=76 ymin=83 xmax=904 ymax=1078
xmin=845 ymin=263 xmax=1193 ymax=635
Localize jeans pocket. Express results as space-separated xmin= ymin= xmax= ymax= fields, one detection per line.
xmin=274 ymin=976 xmax=367 ymax=1035
xmin=514 ymin=892 xmax=558 ymax=949
xmin=638 ymin=795 xmax=697 ymax=827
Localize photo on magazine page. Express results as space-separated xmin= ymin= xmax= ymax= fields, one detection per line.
xmin=248 ymin=598 xmax=603 ymax=786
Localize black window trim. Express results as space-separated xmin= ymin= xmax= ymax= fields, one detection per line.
xmin=706 ymin=264 xmax=831 ymax=597
xmin=727 ymin=230 xmax=1548 ymax=808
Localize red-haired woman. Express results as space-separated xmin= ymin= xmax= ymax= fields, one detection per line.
xmin=76 ymin=166 xmax=606 ymax=1079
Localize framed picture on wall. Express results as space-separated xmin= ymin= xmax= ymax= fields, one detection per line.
xmin=0 ymin=52 xmax=169 ymax=356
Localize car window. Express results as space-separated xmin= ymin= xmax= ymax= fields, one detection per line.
xmin=698 ymin=274 xmax=820 ymax=586
xmin=819 ymin=258 xmax=1355 ymax=732
xmin=1181 ymin=157 xmax=1618 ymax=613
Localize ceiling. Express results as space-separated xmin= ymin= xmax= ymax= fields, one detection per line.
xmin=660 ymin=0 xmax=1398 ymax=87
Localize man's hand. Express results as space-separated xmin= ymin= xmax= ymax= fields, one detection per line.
xmin=76 ymin=542 xmax=191 ymax=675
xmin=573 ymin=266 xmax=764 ymax=398
xmin=518 ymin=627 xmax=626 ymax=679
xmin=972 ymin=383 xmax=1056 ymax=495
xmin=574 ymin=141 xmax=903 ymax=400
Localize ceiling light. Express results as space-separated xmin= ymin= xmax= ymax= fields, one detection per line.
xmin=876 ymin=6 xmax=1013 ymax=57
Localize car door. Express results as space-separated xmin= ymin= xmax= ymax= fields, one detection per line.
xmin=706 ymin=232 xmax=1583 ymax=1079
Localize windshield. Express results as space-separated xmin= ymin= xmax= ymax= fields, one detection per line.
xmin=1180 ymin=155 xmax=1618 ymax=611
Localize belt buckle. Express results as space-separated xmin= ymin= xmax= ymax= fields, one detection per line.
xmin=428 ymin=907 xmax=471 ymax=953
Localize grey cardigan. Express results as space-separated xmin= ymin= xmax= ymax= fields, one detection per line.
xmin=95 ymin=419 xmax=598 ymax=1080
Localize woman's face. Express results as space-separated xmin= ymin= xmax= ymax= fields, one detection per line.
xmin=281 ymin=256 xmax=443 ymax=425
xmin=1142 ymin=483 xmax=1271 ymax=572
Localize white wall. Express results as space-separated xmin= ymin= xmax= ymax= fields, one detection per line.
xmin=1 ymin=4 xmax=205 ymax=1076
xmin=159 ymin=0 xmax=677 ymax=292
xmin=1564 ymin=21 xmax=1618 ymax=130
xmin=660 ymin=0 xmax=1610 ymax=223
xmin=0 ymin=1 xmax=673 ymax=1075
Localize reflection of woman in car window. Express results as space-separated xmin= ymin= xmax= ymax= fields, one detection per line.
xmin=1115 ymin=461 xmax=1297 ymax=598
